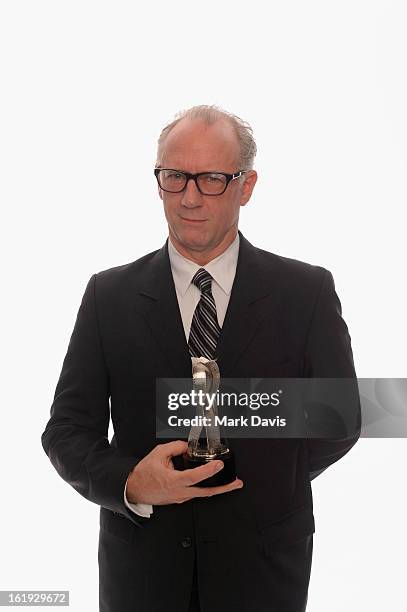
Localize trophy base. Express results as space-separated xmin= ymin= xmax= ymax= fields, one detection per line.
xmin=183 ymin=450 xmax=236 ymax=487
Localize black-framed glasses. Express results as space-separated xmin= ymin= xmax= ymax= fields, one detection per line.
xmin=154 ymin=168 xmax=247 ymax=196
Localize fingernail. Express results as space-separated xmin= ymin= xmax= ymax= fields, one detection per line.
xmin=214 ymin=461 xmax=224 ymax=471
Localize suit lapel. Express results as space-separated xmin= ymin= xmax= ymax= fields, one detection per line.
xmin=216 ymin=232 xmax=274 ymax=376
xmin=136 ymin=240 xmax=192 ymax=378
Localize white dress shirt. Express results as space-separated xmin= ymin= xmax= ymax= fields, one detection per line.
xmin=124 ymin=232 xmax=240 ymax=518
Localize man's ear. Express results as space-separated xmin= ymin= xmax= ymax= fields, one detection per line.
xmin=240 ymin=170 xmax=258 ymax=206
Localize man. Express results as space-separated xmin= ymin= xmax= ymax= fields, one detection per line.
xmin=42 ymin=105 xmax=360 ymax=612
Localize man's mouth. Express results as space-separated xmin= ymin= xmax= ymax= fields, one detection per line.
xmin=180 ymin=217 xmax=207 ymax=223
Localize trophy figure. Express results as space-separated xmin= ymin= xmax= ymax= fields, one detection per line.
xmin=183 ymin=357 xmax=236 ymax=487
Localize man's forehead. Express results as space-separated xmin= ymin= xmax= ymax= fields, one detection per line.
xmin=160 ymin=118 xmax=239 ymax=168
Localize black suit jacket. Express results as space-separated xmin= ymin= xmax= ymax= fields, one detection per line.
xmin=42 ymin=232 xmax=360 ymax=612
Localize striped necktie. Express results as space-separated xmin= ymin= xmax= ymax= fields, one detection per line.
xmin=188 ymin=268 xmax=221 ymax=360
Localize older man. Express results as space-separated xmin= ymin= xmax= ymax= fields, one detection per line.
xmin=42 ymin=105 xmax=360 ymax=612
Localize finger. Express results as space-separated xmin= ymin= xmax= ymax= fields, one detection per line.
xmin=155 ymin=440 xmax=188 ymax=459
xmin=188 ymin=478 xmax=244 ymax=498
xmin=175 ymin=460 xmax=225 ymax=486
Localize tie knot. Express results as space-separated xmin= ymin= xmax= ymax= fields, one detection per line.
xmin=191 ymin=268 xmax=213 ymax=294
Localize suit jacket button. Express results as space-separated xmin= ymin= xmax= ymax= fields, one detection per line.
xmin=181 ymin=537 xmax=192 ymax=548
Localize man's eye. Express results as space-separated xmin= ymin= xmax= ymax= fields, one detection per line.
xmin=203 ymin=174 xmax=224 ymax=183
xmin=166 ymin=172 xmax=184 ymax=180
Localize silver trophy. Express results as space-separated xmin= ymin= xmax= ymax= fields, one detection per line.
xmin=183 ymin=357 xmax=236 ymax=487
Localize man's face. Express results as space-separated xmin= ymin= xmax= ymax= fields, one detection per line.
xmin=157 ymin=118 xmax=257 ymax=262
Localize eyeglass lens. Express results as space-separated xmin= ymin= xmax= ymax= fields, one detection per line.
xmin=157 ymin=170 xmax=228 ymax=195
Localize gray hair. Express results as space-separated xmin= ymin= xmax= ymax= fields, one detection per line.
xmin=156 ymin=104 xmax=257 ymax=170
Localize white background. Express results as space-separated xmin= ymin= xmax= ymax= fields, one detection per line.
xmin=1 ymin=1 xmax=406 ymax=610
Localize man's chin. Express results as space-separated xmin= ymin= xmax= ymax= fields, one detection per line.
xmin=171 ymin=229 xmax=212 ymax=253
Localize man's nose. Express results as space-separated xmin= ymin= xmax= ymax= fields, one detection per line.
xmin=181 ymin=178 xmax=202 ymax=207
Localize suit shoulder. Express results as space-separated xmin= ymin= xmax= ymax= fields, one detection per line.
xmin=253 ymin=244 xmax=330 ymax=288
xmin=92 ymin=247 xmax=162 ymax=286
xmin=250 ymin=245 xmax=336 ymax=322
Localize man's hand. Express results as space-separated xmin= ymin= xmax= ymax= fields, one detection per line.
xmin=126 ymin=440 xmax=243 ymax=505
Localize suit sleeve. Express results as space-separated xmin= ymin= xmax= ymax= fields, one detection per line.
xmin=303 ymin=269 xmax=361 ymax=480
xmin=41 ymin=274 xmax=148 ymax=527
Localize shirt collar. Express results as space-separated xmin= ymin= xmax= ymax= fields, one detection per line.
xmin=168 ymin=233 xmax=240 ymax=298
